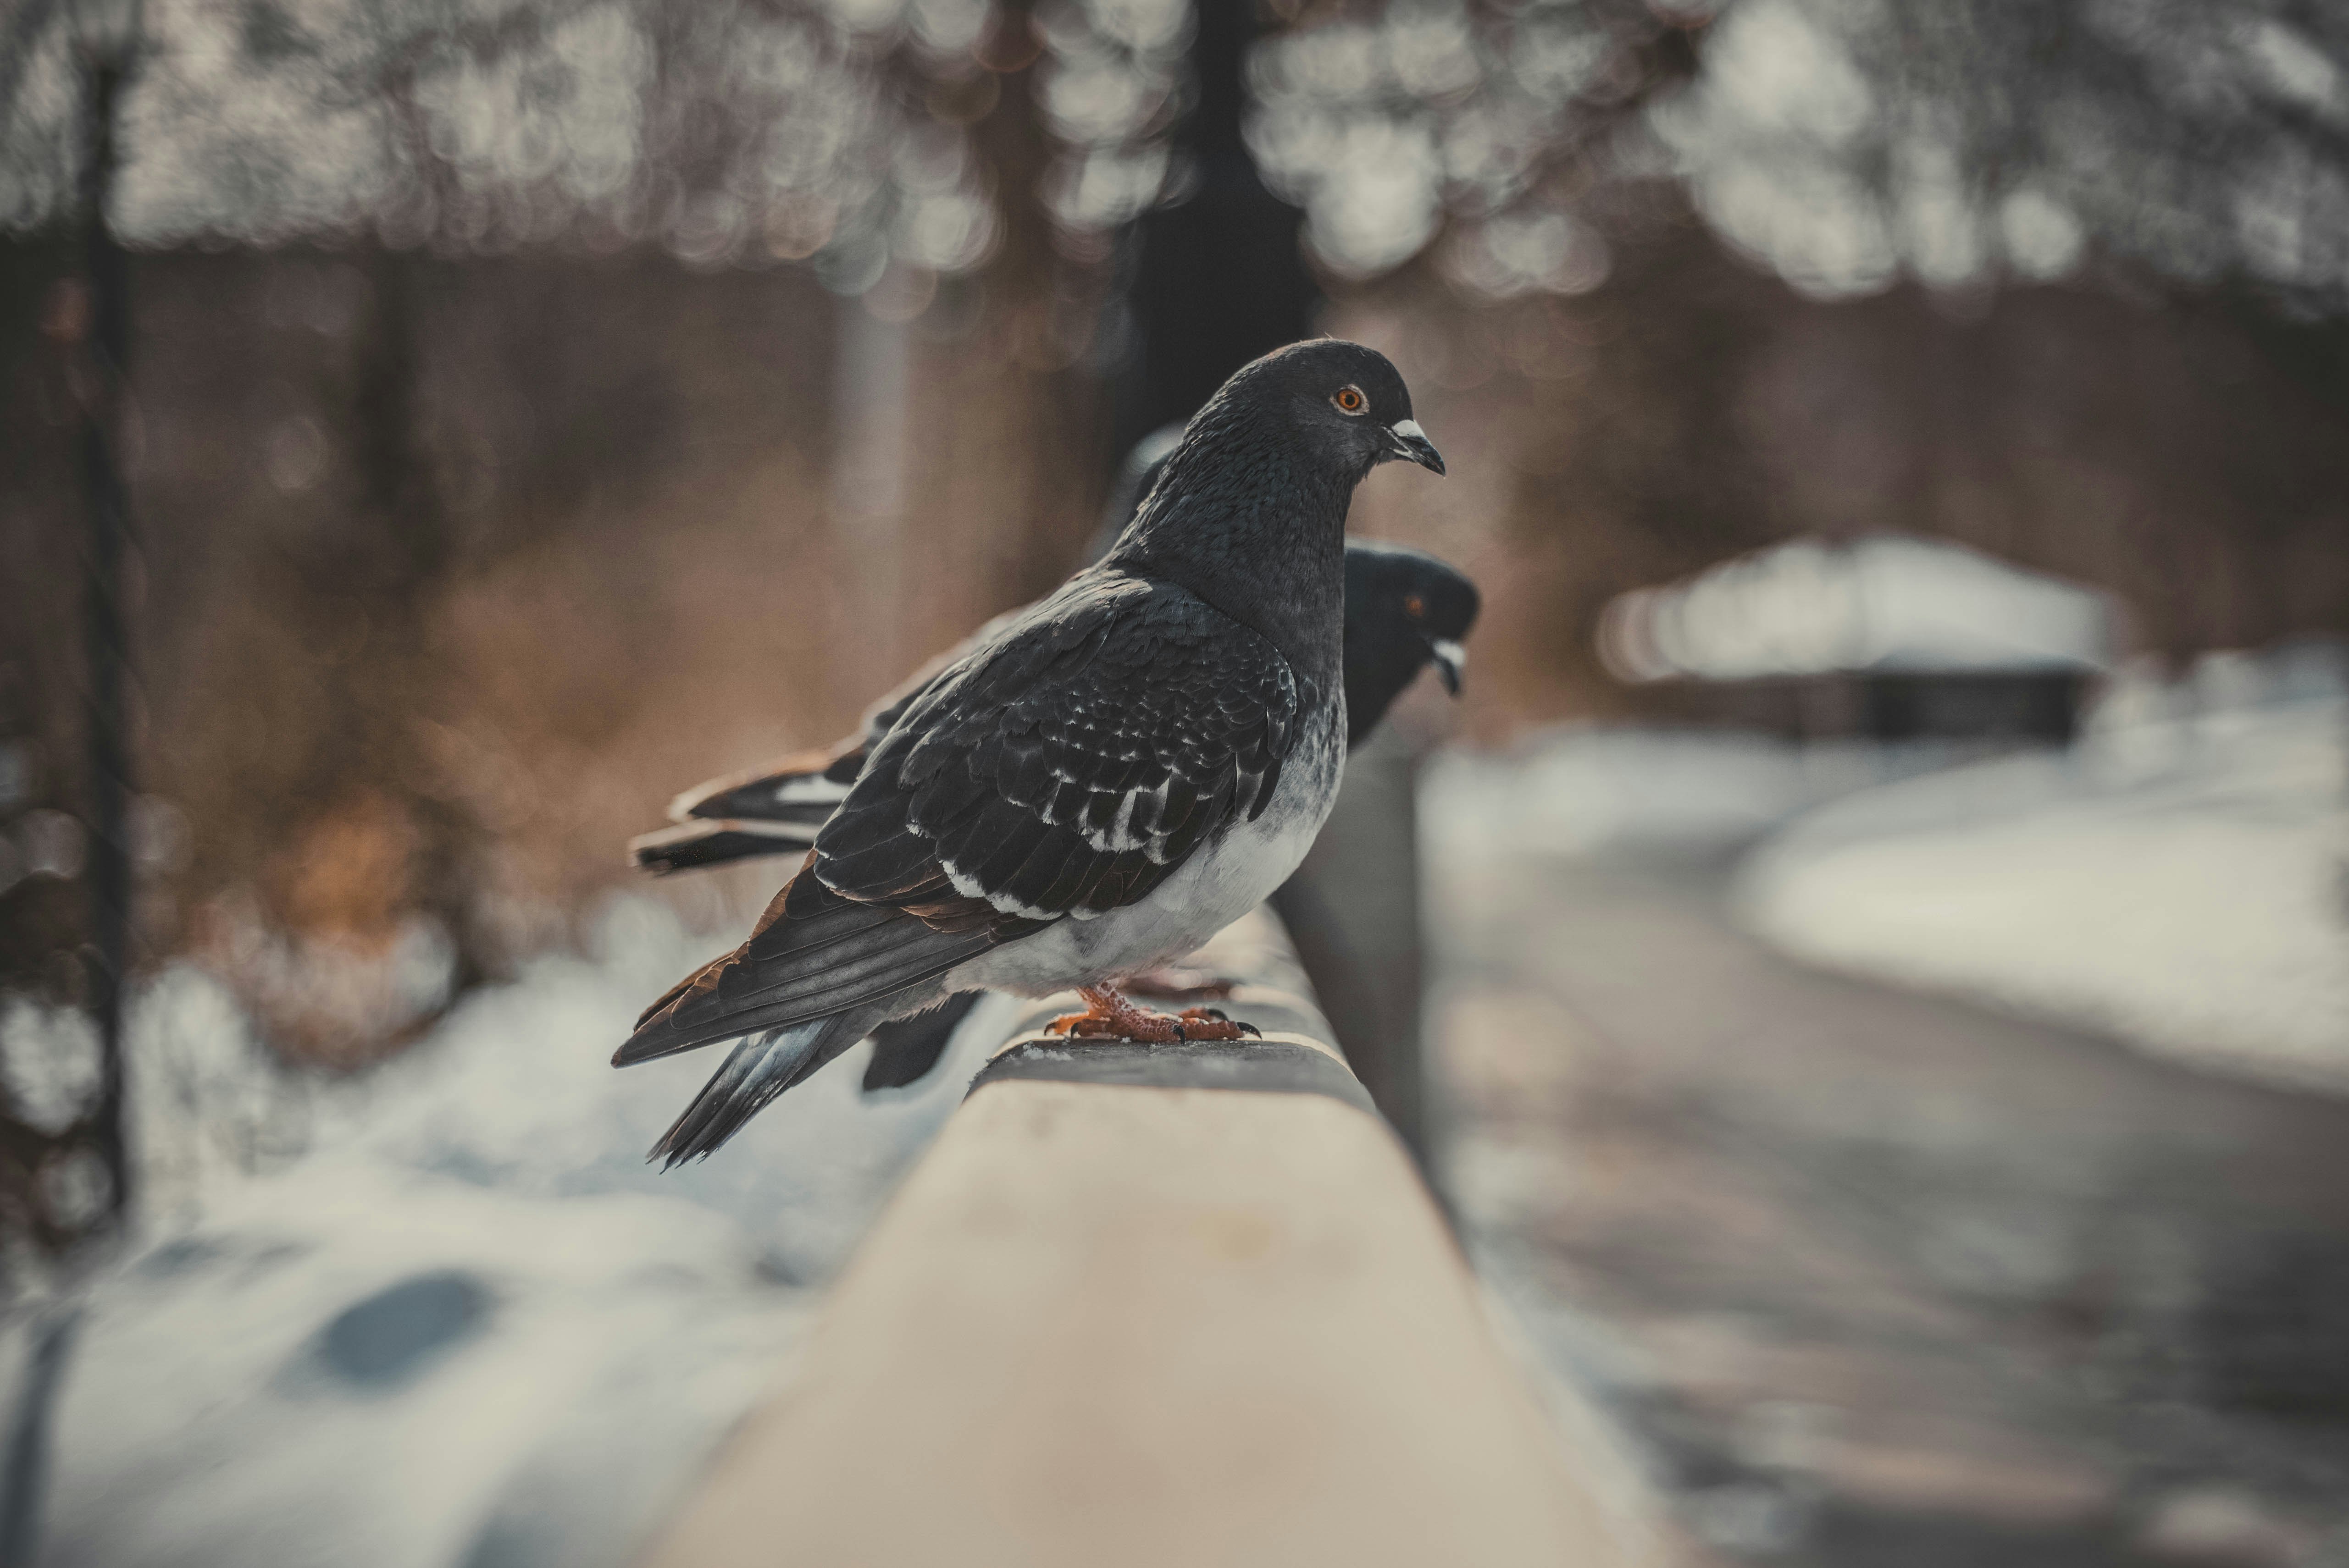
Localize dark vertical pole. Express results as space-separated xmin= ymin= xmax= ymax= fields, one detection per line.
xmin=1120 ymin=0 xmax=1316 ymax=450
xmin=77 ymin=49 xmax=133 ymax=1222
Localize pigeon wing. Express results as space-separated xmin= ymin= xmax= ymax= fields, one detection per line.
xmin=616 ymin=574 xmax=1304 ymax=1067
xmin=815 ymin=573 xmax=1306 ymax=924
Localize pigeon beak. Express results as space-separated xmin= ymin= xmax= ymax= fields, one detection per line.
xmin=1387 ymin=419 xmax=1445 ymax=475
xmin=1429 ymin=637 xmax=1466 ymax=696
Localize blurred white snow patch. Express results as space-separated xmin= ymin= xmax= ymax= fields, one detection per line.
xmin=10 ymin=891 xmax=1020 ymax=1568
xmin=313 ymin=899 xmax=1023 ymax=1283
xmin=111 ymin=890 xmax=1014 ymax=1281
xmin=127 ymin=964 xmax=317 ymax=1212
xmin=1738 ymin=651 xmax=2349 ymax=1093
xmin=1598 ymin=534 xmax=2111 ymax=684
xmin=17 ymin=1172 xmax=807 ymax=1568
xmin=1423 ymin=725 xmax=1969 ymax=862
xmin=0 ymin=999 xmax=102 ymax=1137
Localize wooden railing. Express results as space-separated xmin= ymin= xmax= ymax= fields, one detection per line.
xmin=640 ymin=911 xmax=1668 ymax=1568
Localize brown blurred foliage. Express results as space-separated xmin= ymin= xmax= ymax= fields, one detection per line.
xmin=1341 ymin=194 xmax=2349 ymax=734
xmin=1 ymin=234 xmax=1110 ymax=1063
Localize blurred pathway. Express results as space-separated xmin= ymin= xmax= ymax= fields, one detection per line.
xmin=1434 ymin=848 xmax=2349 ymax=1568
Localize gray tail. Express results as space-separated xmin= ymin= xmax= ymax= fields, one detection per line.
xmin=629 ymin=818 xmax=818 ymax=876
xmin=671 ymin=755 xmax=858 ymax=825
xmin=649 ymin=1013 xmax=865 ymax=1168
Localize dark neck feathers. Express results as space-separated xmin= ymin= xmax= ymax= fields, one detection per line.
xmin=1102 ymin=401 xmax=1362 ymax=680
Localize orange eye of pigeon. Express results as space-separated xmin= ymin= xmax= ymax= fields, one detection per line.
xmin=1333 ymin=385 xmax=1367 ymax=415
xmin=1404 ymin=594 xmax=1425 ymax=619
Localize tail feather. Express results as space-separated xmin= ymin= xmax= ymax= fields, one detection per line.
xmin=630 ymin=818 xmax=819 ymax=876
xmin=861 ymin=991 xmax=983 ymax=1093
xmin=618 ymin=926 xmax=996 ymax=1066
xmin=650 ymin=1012 xmax=868 ymax=1167
xmin=670 ymin=750 xmax=860 ymax=824
xmin=629 ymin=889 xmax=894 ymax=1032
xmin=637 ymin=952 xmax=727 ymax=1032
xmin=615 ymin=869 xmax=1006 ymax=1068
xmin=620 ymin=866 xmax=1023 ymax=1160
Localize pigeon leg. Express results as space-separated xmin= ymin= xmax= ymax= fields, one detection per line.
xmin=1043 ymin=985 xmax=1260 ymax=1043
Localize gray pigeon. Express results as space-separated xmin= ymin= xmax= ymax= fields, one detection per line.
xmin=627 ymin=540 xmax=1478 ymax=876
xmin=637 ymin=535 xmax=1479 ymax=1097
xmin=615 ymin=339 xmax=1443 ymax=1164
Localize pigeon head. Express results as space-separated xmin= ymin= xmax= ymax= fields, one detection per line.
xmin=1342 ymin=541 xmax=1482 ymax=744
xmin=1224 ymin=339 xmax=1446 ymax=480
xmin=1105 ymin=340 xmax=1442 ymax=673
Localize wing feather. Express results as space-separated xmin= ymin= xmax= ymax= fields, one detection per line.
xmin=811 ymin=572 xmax=1307 ymax=928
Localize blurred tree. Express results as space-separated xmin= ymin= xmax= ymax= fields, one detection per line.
xmin=1668 ymin=0 xmax=2349 ymax=314
xmin=1248 ymin=0 xmax=2349 ymax=682
xmin=1247 ymin=0 xmax=2349 ymax=318
xmin=1248 ymin=0 xmax=1703 ymax=292
xmin=0 ymin=0 xmax=1194 ymax=1069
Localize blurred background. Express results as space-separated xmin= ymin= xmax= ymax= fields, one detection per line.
xmin=2 ymin=0 xmax=2347 ymax=1562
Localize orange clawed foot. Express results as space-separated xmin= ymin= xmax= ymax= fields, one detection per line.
xmin=1044 ymin=984 xmax=1261 ymax=1043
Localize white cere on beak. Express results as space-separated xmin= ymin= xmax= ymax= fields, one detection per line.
xmin=1429 ymin=637 xmax=1467 ymax=695
xmin=1385 ymin=417 xmax=1446 ymax=474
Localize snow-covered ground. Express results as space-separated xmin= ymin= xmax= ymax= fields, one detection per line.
xmin=1409 ymin=713 xmax=2020 ymax=864
xmin=1737 ymin=661 xmax=2349 ymax=1094
xmin=1420 ymin=726 xmax=1973 ymax=863
xmin=10 ymin=643 xmax=2343 ymax=1565
xmin=1424 ymin=644 xmax=2349 ymax=1096
xmin=0 ymin=899 xmax=1026 ymax=1568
